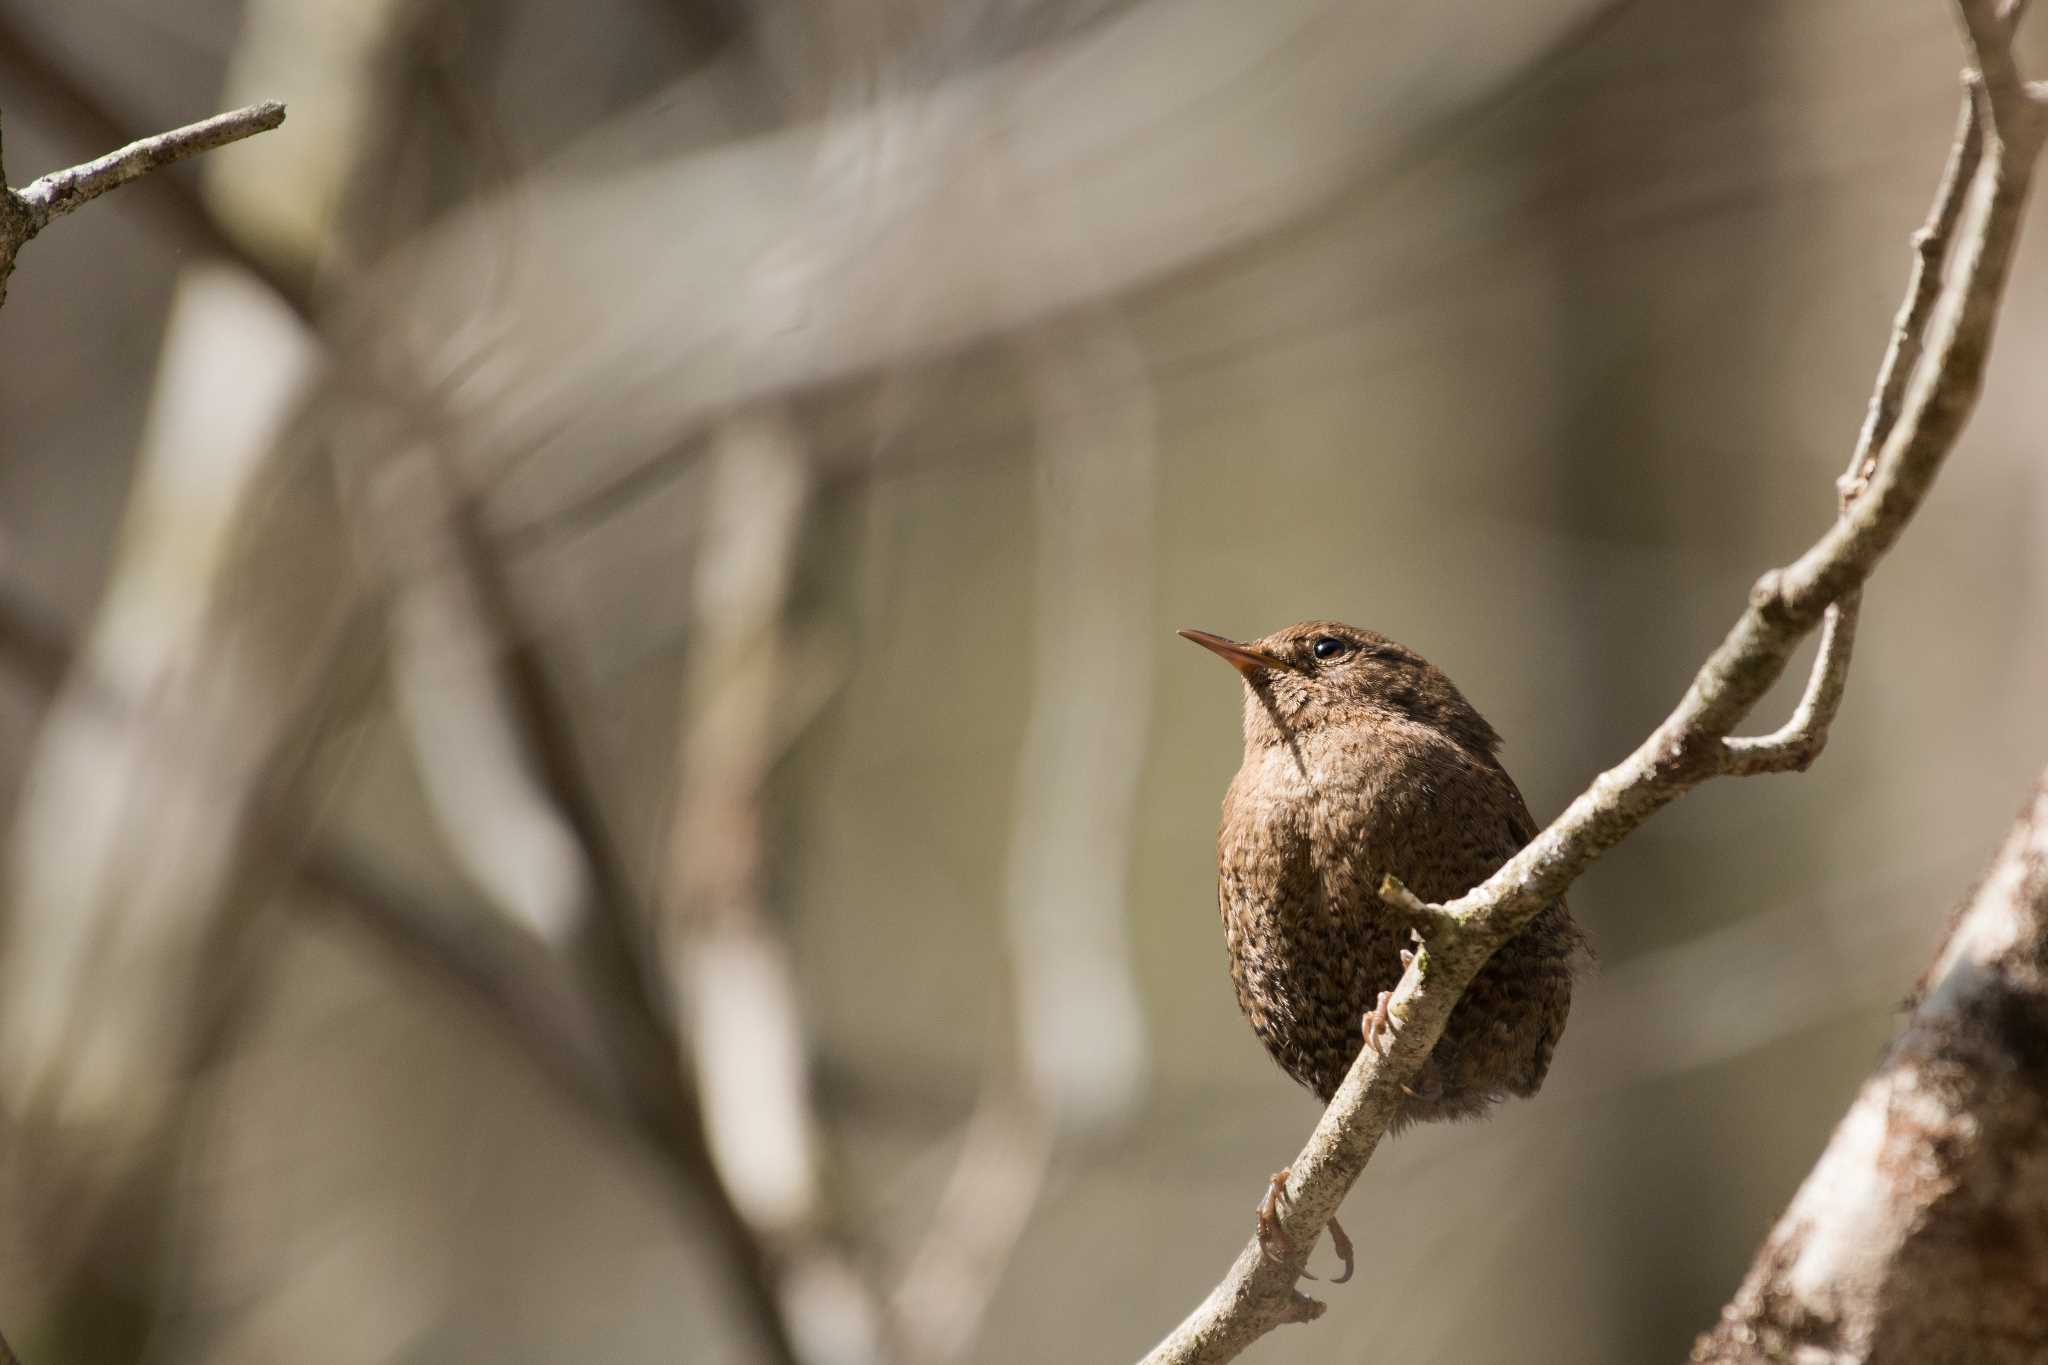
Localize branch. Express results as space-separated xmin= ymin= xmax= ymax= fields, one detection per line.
xmin=1719 ymin=592 xmax=1859 ymax=776
xmin=889 ymin=317 xmax=1155 ymax=1363
xmin=1742 ymin=71 xmax=1993 ymax=782
xmin=0 ymin=14 xmax=311 ymax=315
xmin=429 ymin=462 xmax=818 ymax=1365
xmin=13 ymin=101 xmax=286 ymax=225
xmin=1838 ymin=86 xmax=1982 ymax=505
xmin=661 ymin=413 xmax=890 ymax=1365
xmin=0 ymin=101 xmax=285 ymax=309
xmin=0 ymin=578 xmax=806 ymax=1365
xmin=1694 ymin=770 xmax=2048 ymax=1363
xmin=1140 ymin=9 xmax=2046 ymax=1362
xmin=1957 ymin=0 xmax=2029 ymax=129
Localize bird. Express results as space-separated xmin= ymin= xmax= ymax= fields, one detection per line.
xmin=1181 ymin=620 xmax=1588 ymax=1273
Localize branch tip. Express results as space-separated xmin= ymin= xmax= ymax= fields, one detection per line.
xmin=1281 ymin=1292 xmax=1326 ymax=1326
xmin=11 ymin=99 xmax=289 ymax=234
xmin=1377 ymin=873 xmax=1426 ymax=914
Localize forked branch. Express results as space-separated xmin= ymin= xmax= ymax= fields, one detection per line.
xmin=1140 ymin=6 xmax=2046 ymax=1362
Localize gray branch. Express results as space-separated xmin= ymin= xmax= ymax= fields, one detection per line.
xmin=1720 ymin=591 xmax=1859 ymax=776
xmin=1139 ymin=5 xmax=2047 ymax=1361
xmin=1694 ymin=769 xmax=2048 ymax=1362
xmin=0 ymin=100 xmax=285 ymax=308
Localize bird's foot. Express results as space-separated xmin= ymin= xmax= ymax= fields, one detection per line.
xmin=1326 ymin=1213 xmax=1355 ymax=1284
xmin=1256 ymin=1168 xmax=1314 ymax=1278
xmin=1364 ymin=979 xmax=1445 ymax=1103
xmin=1362 ymin=989 xmax=1395 ymax=1056
xmin=1399 ymin=1063 xmax=1445 ymax=1104
xmin=1254 ymin=1168 xmax=1353 ymax=1284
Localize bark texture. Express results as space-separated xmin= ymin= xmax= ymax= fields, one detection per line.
xmin=1693 ymin=778 xmax=2048 ymax=1364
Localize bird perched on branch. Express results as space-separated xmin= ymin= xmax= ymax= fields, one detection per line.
xmin=1182 ymin=620 xmax=1588 ymax=1273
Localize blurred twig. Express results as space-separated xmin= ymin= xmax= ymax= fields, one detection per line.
xmin=887 ymin=318 xmax=1157 ymax=1361
xmin=0 ymin=262 xmax=323 ymax=1303
xmin=887 ymin=1087 xmax=1051 ymax=1363
xmin=1141 ymin=6 xmax=2048 ymax=1360
xmin=477 ymin=0 xmax=1628 ymax=561
xmin=385 ymin=434 xmax=819 ymax=1365
xmin=998 ymin=321 xmax=1155 ymax=1134
xmin=0 ymin=568 xmax=806 ymax=1365
xmin=660 ymin=412 xmax=891 ymax=1365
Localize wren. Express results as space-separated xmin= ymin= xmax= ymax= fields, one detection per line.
xmin=1182 ymin=620 xmax=1587 ymax=1125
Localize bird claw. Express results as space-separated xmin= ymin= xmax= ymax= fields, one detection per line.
xmin=1326 ymin=1213 xmax=1355 ymax=1285
xmin=1362 ymin=989 xmax=1395 ymax=1056
xmin=1256 ymin=1168 xmax=1315 ymax=1279
xmin=1399 ymin=1064 xmax=1445 ymax=1103
xmin=1255 ymin=1168 xmax=1355 ymax=1285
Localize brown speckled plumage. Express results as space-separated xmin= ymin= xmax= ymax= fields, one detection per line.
xmin=1188 ymin=620 xmax=1587 ymax=1125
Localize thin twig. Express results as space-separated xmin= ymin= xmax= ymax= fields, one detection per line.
xmin=0 ymin=14 xmax=310 ymax=314
xmin=12 ymin=101 xmax=285 ymax=229
xmin=0 ymin=101 xmax=285 ymax=309
xmin=888 ymin=318 xmax=1155 ymax=1363
xmin=1957 ymin=0 xmax=2028 ymax=125
xmin=1839 ymin=86 xmax=1983 ymax=504
xmin=1745 ymin=74 xmax=1988 ymax=778
xmin=662 ymin=412 xmax=887 ymax=1365
xmin=437 ymin=472 xmax=815 ymax=1365
xmin=1719 ymin=591 xmax=1860 ymax=775
xmin=1140 ymin=7 xmax=2046 ymax=1361
xmin=887 ymin=1089 xmax=1054 ymax=1364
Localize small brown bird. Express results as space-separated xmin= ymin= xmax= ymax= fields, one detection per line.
xmin=1183 ymin=621 xmax=1587 ymax=1265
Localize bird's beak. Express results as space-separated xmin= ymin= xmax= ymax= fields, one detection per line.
xmin=1179 ymin=628 xmax=1293 ymax=678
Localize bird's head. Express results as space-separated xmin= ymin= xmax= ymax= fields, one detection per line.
xmin=1179 ymin=619 xmax=1500 ymax=757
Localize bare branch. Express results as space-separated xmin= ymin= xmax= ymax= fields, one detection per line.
xmin=1762 ymin=74 xmax=1988 ymax=777
xmin=11 ymin=101 xmax=285 ymax=227
xmin=1695 ymin=771 xmax=2048 ymax=1363
xmin=1376 ymin=873 xmax=1462 ymax=937
xmin=1450 ymin=9 xmax=2043 ymax=942
xmin=661 ymin=413 xmax=888 ymax=1365
xmin=0 ymin=101 xmax=285 ymax=309
xmin=1140 ymin=10 xmax=2047 ymax=1361
xmin=1956 ymin=0 xmax=2028 ymax=128
xmin=1719 ymin=592 xmax=1859 ymax=775
xmin=1839 ymin=87 xmax=1982 ymax=503
xmin=0 ymin=14 xmax=311 ymax=314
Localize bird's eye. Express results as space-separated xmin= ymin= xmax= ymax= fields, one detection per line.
xmin=1311 ymin=636 xmax=1350 ymax=661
